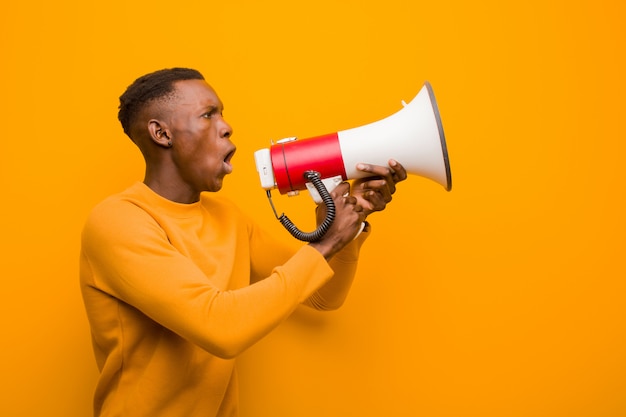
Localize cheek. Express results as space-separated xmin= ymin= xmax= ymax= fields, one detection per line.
xmin=192 ymin=142 xmax=222 ymax=170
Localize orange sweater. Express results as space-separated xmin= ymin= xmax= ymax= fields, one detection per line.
xmin=80 ymin=182 xmax=367 ymax=417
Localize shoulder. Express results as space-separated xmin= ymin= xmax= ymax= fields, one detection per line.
xmin=82 ymin=185 xmax=165 ymax=249
xmin=87 ymin=183 xmax=156 ymax=224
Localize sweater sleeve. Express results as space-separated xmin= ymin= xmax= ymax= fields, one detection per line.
xmin=303 ymin=226 xmax=369 ymax=310
xmin=247 ymin=217 xmax=369 ymax=311
xmin=81 ymin=200 xmax=334 ymax=359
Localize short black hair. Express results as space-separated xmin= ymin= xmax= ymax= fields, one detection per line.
xmin=117 ymin=67 xmax=205 ymax=137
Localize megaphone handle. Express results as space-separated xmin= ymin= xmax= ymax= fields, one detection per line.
xmin=273 ymin=171 xmax=336 ymax=242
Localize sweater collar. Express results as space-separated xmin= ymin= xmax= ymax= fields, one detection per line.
xmin=131 ymin=182 xmax=205 ymax=219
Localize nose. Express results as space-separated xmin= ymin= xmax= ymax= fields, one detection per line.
xmin=220 ymin=118 xmax=233 ymax=140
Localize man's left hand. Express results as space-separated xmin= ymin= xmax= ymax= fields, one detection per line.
xmin=350 ymin=159 xmax=407 ymax=217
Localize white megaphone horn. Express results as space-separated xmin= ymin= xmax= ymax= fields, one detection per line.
xmin=254 ymin=82 xmax=452 ymax=242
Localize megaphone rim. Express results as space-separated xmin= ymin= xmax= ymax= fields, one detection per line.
xmin=424 ymin=81 xmax=452 ymax=191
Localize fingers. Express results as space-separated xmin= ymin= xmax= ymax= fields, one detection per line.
xmin=362 ymin=188 xmax=390 ymax=212
xmin=357 ymin=159 xmax=407 ymax=194
xmin=362 ymin=179 xmax=393 ymax=202
xmin=337 ymin=188 xmax=363 ymax=213
xmin=353 ymin=174 xmax=394 ymax=205
xmin=321 ymin=182 xmax=366 ymax=241
xmin=349 ymin=159 xmax=407 ymax=216
xmin=356 ymin=162 xmax=394 ymax=181
xmin=343 ymin=196 xmax=364 ymax=215
xmin=329 ymin=182 xmax=361 ymax=212
xmin=332 ymin=181 xmax=351 ymax=198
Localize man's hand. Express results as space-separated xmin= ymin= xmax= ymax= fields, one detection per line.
xmin=309 ymin=182 xmax=366 ymax=260
xmin=351 ymin=159 xmax=407 ymax=217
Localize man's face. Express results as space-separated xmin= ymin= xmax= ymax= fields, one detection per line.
xmin=166 ymin=79 xmax=235 ymax=194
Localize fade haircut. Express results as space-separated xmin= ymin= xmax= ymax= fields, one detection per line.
xmin=118 ymin=68 xmax=205 ymax=138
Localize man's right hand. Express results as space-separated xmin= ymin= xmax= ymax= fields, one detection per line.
xmin=308 ymin=182 xmax=365 ymax=260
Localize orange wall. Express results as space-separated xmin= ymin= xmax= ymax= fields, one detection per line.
xmin=1 ymin=0 xmax=625 ymax=416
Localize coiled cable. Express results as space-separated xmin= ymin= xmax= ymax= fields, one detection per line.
xmin=266 ymin=171 xmax=336 ymax=242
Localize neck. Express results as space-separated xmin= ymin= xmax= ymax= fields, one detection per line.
xmin=143 ymin=166 xmax=200 ymax=204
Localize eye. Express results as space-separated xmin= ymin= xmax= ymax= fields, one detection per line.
xmin=202 ymin=109 xmax=224 ymax=120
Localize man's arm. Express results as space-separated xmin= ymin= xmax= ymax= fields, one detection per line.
xmin=82 ymin=184 xmax=365 ymax=360
xmin=303 ymin=226 xmax=368 ymax=310
xmin=303 ymin=160 xmax=408 ymax=310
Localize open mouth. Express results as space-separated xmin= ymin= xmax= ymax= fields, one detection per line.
xmin=224 ymin=148 xmax=236 ymax=165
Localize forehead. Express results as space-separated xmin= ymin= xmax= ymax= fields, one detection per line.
xmin=172 ymin=79 xmax=222 ymax=109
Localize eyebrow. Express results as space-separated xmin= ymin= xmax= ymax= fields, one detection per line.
xmin=203 ymin=103 xmax=224 ymax=113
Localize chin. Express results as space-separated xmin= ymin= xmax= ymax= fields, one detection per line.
xmin=205 ymin=180 xmax=225 ymax=193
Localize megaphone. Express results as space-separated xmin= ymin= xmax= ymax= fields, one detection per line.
xmin=254 ymin=82 xmax=451 ymax=242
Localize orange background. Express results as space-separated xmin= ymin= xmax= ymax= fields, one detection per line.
xmin=1 ymin=0 xmax=625 ymax=416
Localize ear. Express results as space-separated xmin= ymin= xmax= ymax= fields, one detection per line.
xmin=148 ymin=119 xmax=173 ymax=148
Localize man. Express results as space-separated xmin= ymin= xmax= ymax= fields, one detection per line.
xmin=80 ymin=67 xmax=406 ymax=417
